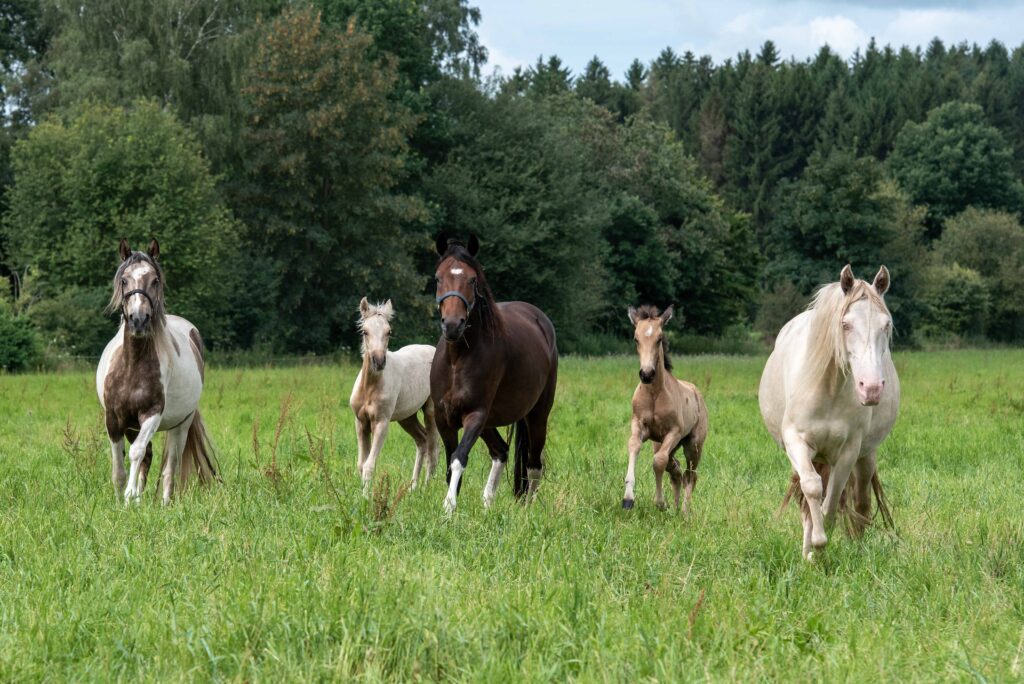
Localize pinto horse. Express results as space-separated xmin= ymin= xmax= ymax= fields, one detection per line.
xmin=96 ymin=238 xmax=219 ymax=504
xmin=430 ymin=235 xmax=558 ymax=513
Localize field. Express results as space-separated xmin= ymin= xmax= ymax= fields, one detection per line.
xmin=1 ymin=350 xmax=1022 ymax=681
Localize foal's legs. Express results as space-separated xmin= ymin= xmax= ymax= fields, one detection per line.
xmin=355 ymin=417 xmax=371 ymax=477
xmin=422 ymin=400 xmax=440 ymax=479
xmin=397 ymin=413 xmax=428 ymax=489
xmin=679 ymin=434 xmax=703 ymax=514
xmin=652 ymin=430 xmax=682 ymax=511
xmin=361 ymin=420 xmax=390 ymax=497
xmin=125 ymin=414 xmax=161 ymax=503
xmin=782 ymin=428 xmax=826 ymax=559
xmin=160 ymin=416 xmax=192 ymax=505
xmin=623 ymin=418 xmax=644 ymax=509
xmin=480 ymin=428 xmax=509 ymax=507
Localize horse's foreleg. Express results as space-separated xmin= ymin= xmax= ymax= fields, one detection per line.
xmin=125 ymin=414 xmax=161 ymax=504
xmin=783 ymin=429 xmax=826 ymax=559
xmin=109 ymin=436 xmax=126 ymax=492
xmin=822 ymin=444 xmax=860 ymax=530
xmin=680 ymin=436 xmax=703 ymax=515
xmin=850 ymin=452 xmax=877 ymax=538
xmin=623 ymin=419 xmax=644 ymax=509
xmin=355 ymin=416 xmax=371 ymax=477
xmin=653 ymin=430 xmax=683 ymax=512
xmin=480 ymin=428 xmax=509 ymax=508
xmin=362 ymin=420 xmax=390 ymax=498
xmin=444 ymin=410 xmax=486 ymax=514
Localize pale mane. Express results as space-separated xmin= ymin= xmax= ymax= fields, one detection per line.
xmin=804 ymin=280 xmax=891 ymax=387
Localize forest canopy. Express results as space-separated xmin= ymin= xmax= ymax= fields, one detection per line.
xmin=1 ymin=1 xmax=1023 ymax=368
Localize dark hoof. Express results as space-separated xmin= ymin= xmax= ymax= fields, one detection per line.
xmin=622 ymin=498 xmax=634 ymax=510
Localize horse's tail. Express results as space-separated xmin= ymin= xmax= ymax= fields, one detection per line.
xmin=871 ymin=470 xmax=894 ymax=530
xmin=511 ymin=418 xmax=530 ymax=499
xmin=178 ymin=410 xmax=221 ymax=487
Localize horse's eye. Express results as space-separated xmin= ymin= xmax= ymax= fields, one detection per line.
xmin=469 ymin=277 xmax=477 ymax=286
xmin=842 ymin=322 xmax=853 ymax=331
xmin=121 ymin=278 xmax=127 ymax=288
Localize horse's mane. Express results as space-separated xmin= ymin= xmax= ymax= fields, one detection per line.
xmin=106 ymin=251 xmax=167 ymax=341
xmin=632 ymin=304 xmax=673 ymax=372
xmin=436 ymin=241 xmax=504 ymax=336
xmin=805 ymin=279 xmax=891 ymax=386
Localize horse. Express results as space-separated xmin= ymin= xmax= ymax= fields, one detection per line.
xmin=96 ymin=238 xmax=219 ymax=504
xmin=430 ymin=234 xmax=558 ymax=513
xmin=623 ymin=305 xmax=708 ymax=512
xmin=349 ymin=297 xmax=439 ymax=495
xmin=759 ymin=265 xmax=899 ymax=560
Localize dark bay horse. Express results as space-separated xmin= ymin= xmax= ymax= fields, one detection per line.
xmin=430 ymin=235 xmax=558 ymax=512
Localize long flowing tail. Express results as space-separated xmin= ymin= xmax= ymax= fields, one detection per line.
xmin=178 ymin=410 xmax=221 ymax=487
xmin=779 ymin=463 xmax=894 ymax=533
xmin=511 ymin=418 xmax=530 ymax=498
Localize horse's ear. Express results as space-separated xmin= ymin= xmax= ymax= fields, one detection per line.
xmin=660 ymin=305 xmax=674 ymax=325
xmin=872 ymin=265 xmax=890 ymax=296
xmin=627 ymin=306 xmax=639 ymax=326
xmin=359 ymin=296 xmax=370 ymax=317
xmin=840 ymin=264 xmax=855 ymax=294
xmin=382 ymin=299 xmax=394 ymax=319
xmin=435 ymin=232 xmax=449 ymax=256
xmin=118 ymin=238 xmax=131 ymax=262
xmin=147 ymin=238 xmax=160 ymax=261
xmin=467 ymin=233 xmax=480 ymax=257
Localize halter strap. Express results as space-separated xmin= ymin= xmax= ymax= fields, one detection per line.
xmin=123 ymin=288 xmax=154 ymax=309
xmin=436 ymin=290 xmax=474 ymax=313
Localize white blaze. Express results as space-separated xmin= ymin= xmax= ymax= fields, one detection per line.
xmin=645 ymin=326 xmax=653 ymax=337
xmin=450 ymin=268 xmax=464 ymax=275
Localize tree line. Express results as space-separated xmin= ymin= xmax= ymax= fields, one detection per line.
xmin=1 ymin=1 xmax=1022 ymax=369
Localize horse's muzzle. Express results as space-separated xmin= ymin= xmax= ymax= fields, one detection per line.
xmin=639 ymin=368 xmax=655 ymax=384
xmin=441 ymin=319 xmax=465 ymax=341
xmin=371 ymin=354 xmax=386 ymax=372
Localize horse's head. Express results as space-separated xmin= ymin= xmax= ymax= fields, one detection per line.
xmin=434 ymin=233 xmax=482 ymax=342
xmin=628 ymin=304 xmax=674 ymax=384
xmin=839 ymin=265 xmax=892 ymax=406
xmin=109 ymin=238 xmax=165 ymax=338
xmin=358 ymin=297 xmax=393 ymax=372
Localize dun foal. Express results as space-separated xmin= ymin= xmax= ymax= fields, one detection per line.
xmin=623 ymin=305 xmax=708 ymax=512
xmin=349 ymin=298 xmax=439 ymax=495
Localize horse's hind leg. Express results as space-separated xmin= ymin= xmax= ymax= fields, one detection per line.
xmin=850 ymin=453 xmax=877 ymax=538
xmin=109 ymin=435 xmax=126 ymax=492
xmin=138 ymin=442 xmax=153 ymax=494
xmin=652 ymin=431 xmax=682 ymax=511
xmin=397 ymin=414 xmax=427 ymax=489
xmin=160 ymin=418 xmax=191 ymax=505
xmin=667 ymin=452 xmax=684 ymax=513
xmin=680 ymin=435 xmax=703 ymax=515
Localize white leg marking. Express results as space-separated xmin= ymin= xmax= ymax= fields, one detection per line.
xmin=444 ymin=460 xmax=464 ymax=514
xmin=125 ymin=414 xmax=161 ymax=504
xmin=483 ymin=459 xmax=505 ymax=507
xmin=527 ymin=467 xmax=543 ymax=499
xmin=362 ymin=421 xmax=389 ymax=498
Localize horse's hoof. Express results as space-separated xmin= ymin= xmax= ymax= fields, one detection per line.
xmin=622 ymin=498 xmax=634 ymax=510
xmin=443 ymin=496 xmax=457 ymax=515
xmin=655 ymin=501 xmax=668 ymax=512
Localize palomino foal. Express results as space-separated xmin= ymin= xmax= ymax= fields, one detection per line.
xmin=623 ymin=305 xmax=708 ymax=512
xmin=349 ymin=298 xmax=439 ymax=495
xmin=96 ymin=239 xmax=218 ymax=504
xmin=759 ymin=265 xmax=899 ymax=560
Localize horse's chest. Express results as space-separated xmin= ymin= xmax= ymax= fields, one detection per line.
xmin=103 ymin=353 xmax=165 ymax=427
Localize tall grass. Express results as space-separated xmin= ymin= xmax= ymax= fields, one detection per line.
xmin=0 ymin=351 xmax=1021 ymax=680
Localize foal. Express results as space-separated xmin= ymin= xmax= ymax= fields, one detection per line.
xmin=349 ymin=298 xmax=439 ymax=495
xmin=623 ymin=305 xmax=708 ymax=512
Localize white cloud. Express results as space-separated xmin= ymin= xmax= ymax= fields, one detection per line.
xmin=808 ymin=15 xmax=869 ymax=54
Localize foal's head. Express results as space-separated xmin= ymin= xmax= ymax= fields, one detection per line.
xmin=108 ymin=238 xmax=165 ymax=338
xmin=628 ymin=304 xmax=674 ymax=384
xmin=434 ymin=233 xmax=499 ymax=342
xmin=358 ymin=297 xmax=393 ymax=372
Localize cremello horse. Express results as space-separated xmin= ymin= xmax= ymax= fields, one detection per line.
xmin=623 ymin=305 xmax=708 ymax=512
xmin=759 ymin=265 xmax=899 ymax=560
xmin=97 ymin=238 xmax=219 ymax=504
xmin=349 ymin=298 xmax=439 ymax=495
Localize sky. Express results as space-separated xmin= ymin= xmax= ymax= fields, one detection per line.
xmin=472 ymin=0 xmax=1024 ymax=79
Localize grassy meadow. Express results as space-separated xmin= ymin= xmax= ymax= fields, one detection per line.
xmin=0 ymin=350 xmax=1022 ymax=681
